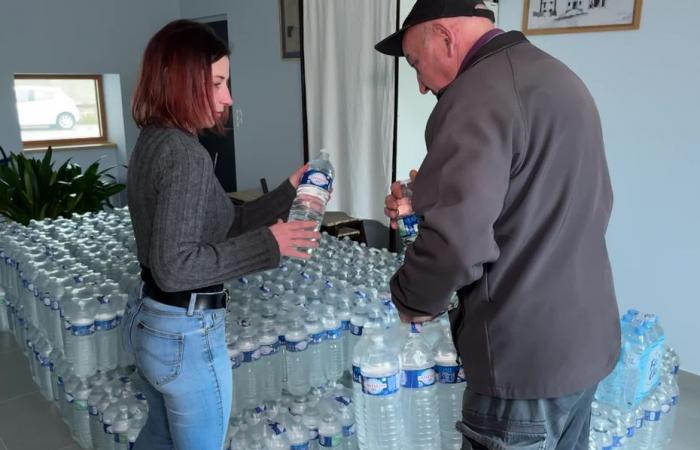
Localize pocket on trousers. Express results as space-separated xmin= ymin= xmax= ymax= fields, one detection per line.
xmin=457 ymin=418 xmax=547 ymax=450
xmin=132 ymin=320 xmax=184 ymax=387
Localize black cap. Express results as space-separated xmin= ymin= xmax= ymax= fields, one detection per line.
xmin=375 ymin=0 xmax=495 ymax=57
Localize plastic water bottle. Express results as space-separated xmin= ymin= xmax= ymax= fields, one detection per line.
xmin=320 ymin=306 xmax=344 ymax=386
xmin=607 ymin=409 xmax=626 ymax=448
xmin=73 ymin=379 xmax=93 ymax=448
xmin=305 ymin=310 xmax=327 ymax=389
xmin=661 ymin=374 xmax=679 ymax=446
xmin=285 ymin=318 xmax=312 ymax=397
xmin=64 ymin=298 xmax=98 ymax=378
xmin=236 ymin=328 xmax=262 ymax=411
xmin=590 ymin=418 xmax=613 ymax=450
xmin=636 ymin=395 xmax=662 ymax=450
xmin=351 ymin=311 xmax=382 ymax=450
xmin=655 ymin=386 xmax=673 ymax=447
xmin=395 ymin=179 xmax=420 ymax=250
xmin=258 ymin=325 xmax=283 ymax=403
xmin=318 ymin=413 xmax=343 ymax=448
xmin=264 ymin=420 xmax=290 ymax=450
xmin=332 ymin=395 xmax=357 ymax=450
xmin=435 ymin=327 xmax=465 ymax=450
xmin=287 ymin=151 xmax=335 ymax=253
xmin=361 ymin=332 xmax=404 ymax=450
xmin=95 ymin=299 xmax=119 ymax=371
xmin=287 ymin=415 xmax=312 ymax=450
xmin=400 ymin=323 xmax=440 ymax=450
xmin=110 ymin=405 xmax=131 ymax=450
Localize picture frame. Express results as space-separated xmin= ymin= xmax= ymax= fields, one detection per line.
xmin=522 ymin=0 xmax=643 ymax=35
xmin=279 ymin=0 xmax=301 ymax=59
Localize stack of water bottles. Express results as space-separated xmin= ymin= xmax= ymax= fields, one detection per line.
xmin=591 ymin=309 xmax=681 ymax=450
xmin=0 ymin=209 xmax=149 ymax=449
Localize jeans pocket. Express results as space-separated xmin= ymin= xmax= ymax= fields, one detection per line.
xmin=132 ymin=319 xmax=184 ymax=388
xmin=457 ymin=417 xmax=547 ymax=450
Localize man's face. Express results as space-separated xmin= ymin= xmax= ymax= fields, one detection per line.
xmin=402 ymin=24 xmax=450 ymax=95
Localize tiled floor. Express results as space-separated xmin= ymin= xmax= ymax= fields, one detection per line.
xmin=0 ymin=330 xmax=698 ymax=449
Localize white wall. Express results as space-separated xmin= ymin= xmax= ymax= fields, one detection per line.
xmin=180 ymin=0 xmax=305 ymax=191
xmin=0 ymin=0 xmax=181 ymax=198
xmin=397 ymin=1 xmax=700 ymax=374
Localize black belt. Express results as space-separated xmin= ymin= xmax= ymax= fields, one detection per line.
xmin=140 ymin=266 xmax=228 ymax=311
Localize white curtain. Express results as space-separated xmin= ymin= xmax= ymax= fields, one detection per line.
xmin=303 ymin=0 xmax=397 ymax=222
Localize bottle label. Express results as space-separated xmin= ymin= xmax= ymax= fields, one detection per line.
xmin=300 ymin=169 xmax=332 ymax=193
xmin=636 ymin=336 xmax=666 ymax=401
xmin=398 ymin=214 xmax=420 ymax=240
xmin=309 ymin=331 xmax=325 ymax=345
xmin=319 ymin=435 xmax=342 ymax=447
xmin=349 ymin=324 xmax=363 ymax=337
xmin=626 ymin=426 xmax=635 ymax=438
xmin=401 ymin=367 xmax=436 ymax=388
xmin=89 ymin=405 xmax=99 ymax=416
xmin=241 ymin=349 xmax=261 ymax=362
xmin=644 ymin=410 xmax=661 ymax=422
xmin=71 ymin=323 xmax=95 ymax=336
xmin=268 ymin=422 xmax=286 ymax=435
xmin=286 ymin=339 xmax=309 ymax=352
xmin=51 ymin=299 xmax=60 ymax=311
xmin=74 ymin=399 xmax=88 ymax=411
xmin=672 ymin=395 xmax=679 ymax=406
xmin=230 ymin=356 xmax=241 ymax=370
xmin=41 ymin=294 xmax=52 ymax=307
xmin=435 ymin=364 xmax=466 ymax=384
xmin=334 ymin=395 xmax=352 ymax=406
xmin=352 ymin=365 xmax=362 ymax=384
xmin=259 ymin=344 xmax=278 ymax=357
xmin=290 ymin=444 xmax=310 ymax=450
xmin=95 ymin=318 xmax=118 ymax=331
xmin=635 ymin=417 xmax=643 ymax=429
xmin=326 ymin=327 xmax=342 ymax=341
xmin=342 ymin=424 xmax=355 ymax=438
xmin=341 ymin=320 xmax=350 ymax=331
xmin=672 ymin=365 xmax=679 ymax=375
xmin=362 ymin=373 xmax=399 ymax=396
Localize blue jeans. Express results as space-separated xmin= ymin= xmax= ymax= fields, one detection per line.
xmin=122 ymin=293 xmax=231 ymax=450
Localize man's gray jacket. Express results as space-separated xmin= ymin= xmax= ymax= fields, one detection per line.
xmin=391 ymin=31 xmax=621 ymax=399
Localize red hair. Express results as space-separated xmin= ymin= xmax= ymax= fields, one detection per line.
xmin=132 ymin=20 xmax=230 ymax=133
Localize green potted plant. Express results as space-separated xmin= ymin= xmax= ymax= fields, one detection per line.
xmin=0 ymin=146 xmax=125 ymax=225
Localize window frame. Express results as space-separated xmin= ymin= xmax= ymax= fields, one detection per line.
xmin=14 ymin=74 xmax=109 ymax=150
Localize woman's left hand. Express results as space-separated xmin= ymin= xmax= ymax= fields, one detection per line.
xmin=288 ymin=164 xmax=309 ymax=189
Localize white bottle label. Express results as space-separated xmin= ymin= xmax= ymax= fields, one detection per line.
xmin=362 ymin=373 xmax=399 ymax=396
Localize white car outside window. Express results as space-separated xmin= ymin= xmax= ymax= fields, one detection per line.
xmin=15 ymin=86 xmax=81 ymax=130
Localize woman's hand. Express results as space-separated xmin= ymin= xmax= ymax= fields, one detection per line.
xmin=288 ymin=164 xmax=309 ymax=189
xmin=269 ymin=219 xmax=320 ymax=260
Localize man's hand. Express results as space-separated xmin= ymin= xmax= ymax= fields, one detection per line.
xmin=384 ymin=169 xmax=418 ymax=229
xmin=288 ymin=164 xmax=309 ymax=189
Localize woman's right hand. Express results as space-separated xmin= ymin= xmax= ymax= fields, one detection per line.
xmin=269 ymin=219 xmax=321 ymax=260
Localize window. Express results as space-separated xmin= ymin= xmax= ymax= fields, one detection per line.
xmin=14 ymin=75 xmax=109 ymax=149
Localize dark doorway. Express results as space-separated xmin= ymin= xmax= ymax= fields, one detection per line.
xmin=200 ymin=19 xmax=237 ymax=192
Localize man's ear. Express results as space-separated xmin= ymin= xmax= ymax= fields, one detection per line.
xmin=432 ymin=23 xmax=456 ymax=57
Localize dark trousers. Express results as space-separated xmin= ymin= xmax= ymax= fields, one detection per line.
xmin=458 ymin=385 xmax=597 ymax=450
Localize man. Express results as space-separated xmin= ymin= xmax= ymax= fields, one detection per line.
xmin=375 ymin=1 xmax=620 ymax=449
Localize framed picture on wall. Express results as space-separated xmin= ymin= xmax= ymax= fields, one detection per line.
xmin=279 ymin=0 xmax=301 ymax=58
xmin=523 ymin=0 xmax=643 ymax=35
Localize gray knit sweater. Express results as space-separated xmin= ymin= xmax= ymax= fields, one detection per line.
xmin=127 ymin=126 xmax=295 ymax=292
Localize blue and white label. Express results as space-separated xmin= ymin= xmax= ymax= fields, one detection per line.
xmin=300 ymin=169 xmax=332 ymax=191
xmin=626 ymin=427 xmax=635 ymax=438
xmin=268 ymin=422 xmax=286 ymax=435
xmin=309 ymin=331 xmax=325 ymax=345
xmin=286 ymin=339 xmax=309 ymax=352
xmin=95 ymin=318 xmax=118 ymax=331
xmin=341 ymin=320 xmax=350 ymax=331
xmin=290 ymin=444 xmax=310 ymax=450
xmin=319 ymin=435 xmax=342 ymax=447
xmin=672 ymin=395 xmax=679 ymax=406
xmin=398 ymin=214 xmax=420 ymax=239
xmin=436 ymin=365 xmax=466 ymax=384
xmin=259 ymin=344 xmax=278 ymax=357
xmin=326 ymin=327 xmax=342 ymax=341
xmin=352 ymin=365 xmax=362 ymax=384
xmin=41 ymin=294 xmax=52 ymax=307
xmin=644 ymin=410 xmax=661 ymax=422
xmin=71 ymin=323 xmax=96 ymax=336
xmin=349 ymin=324 xmax=363 ymax=337
xmin=241 ymin=350 xmax=261 ymax=363
xmin=401 ymin=367 xmax=436 ymax=389
xmin=362 ymin=373 xmax=399 ymax=396
xmin=334 ymin=395 xmax=352 ymax=406
xmin=342 ymin=424 xmax=355 ymax=438
xmin=89 ymin=405 xmax=99 ymax=416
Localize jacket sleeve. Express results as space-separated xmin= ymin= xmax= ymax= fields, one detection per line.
xmin=390 ymin=96 xmax=515 ymax=317
xmin=149 ymin=136 xmax=280 ymax=292
xmin=228 ymin=180 xmax=296 ymax=237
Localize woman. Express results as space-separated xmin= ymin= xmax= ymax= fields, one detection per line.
xmin=123 ymin=19 xmax=318 ymax=450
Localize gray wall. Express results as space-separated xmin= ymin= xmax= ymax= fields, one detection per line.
xmin=180 ymin=0 xmax=305 ymax=191
xmin=0 ymin=0 xmax=181 ymax=198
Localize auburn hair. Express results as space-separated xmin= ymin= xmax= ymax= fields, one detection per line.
xmin=132 ymin=20 xmax=230 ymax=133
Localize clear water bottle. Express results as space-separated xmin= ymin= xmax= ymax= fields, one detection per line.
xmin=318 ymin=413 xmax=343 ymax=448
xmin=400 ymin=323 xmax=440 ymax=450
xmin=285 ymin=318 xmax=312 ymax=397
xmin=351 ymin=310 xmax=382 ymax=450
xmin=655 ymin=386 xmax=673 ymax=447
xmin=332 ymin=395 xmax=357 ymax=450
xmin=287 ymin=414 xmax=312 ymax=450
xmin=636 ymin=395 xmax=662 ymax=450
xmin=264 ymin=420 xmax=290 ymax=450
xmin=110 ymin=405 xmax=131 ymax=450
xmin=95 ymin=298 xmax=119 ymax=371
xmin=305 ymin=310 xmax=327 ymax=389
xmin=395 ymin=179 xmax=420 ymax=250
xmin=73 ymin=379 xmax=93 ymax=448
xmin=661 ymin=374 xmax=679 ymax=446
xmin=361 ymin=332 xmax=404 ymax=450
xmin=590 ymin=418 xmax=613 ymax=450
xmin=236 ymin=328 xmax=262 ymax=411
xmin=435 ymin=327 xmax=465 ymax=450
xmin=302 ymin=402 xmax=322 ymax=449
xmin=606 ymin=409 xmax=626 ymax=448
xmin=258 ymin=325 xmax=283 ymax=403
xmin=64 ymin=298 xmax=98 ymax=378
xmin=320 ymin=306 xmax=344 ymax=386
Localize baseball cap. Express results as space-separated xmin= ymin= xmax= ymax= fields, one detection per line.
xmin=375 ymin=0 xmax=495 ymax=56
